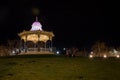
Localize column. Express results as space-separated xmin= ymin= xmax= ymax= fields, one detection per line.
xmin=38 ymin=34 xmax=40 ymax=51
xmin=25 ymin=35 xmax=27 ymax=52
xmin=34 ymin=42 xmax=36 ymax=51
xmin=44 ymin=41 xmax=46 ymax=52
xmin=50 ymin=37 xmax=53 ymax=52
xmin=51 ymin=40 xmax=53 ymax=52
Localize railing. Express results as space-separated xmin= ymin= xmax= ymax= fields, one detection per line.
xmin=27 ymin=48 xmax=53 ymax=52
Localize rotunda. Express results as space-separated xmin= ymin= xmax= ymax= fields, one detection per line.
xmin=18 ymin=17 xmax=54 ymax=54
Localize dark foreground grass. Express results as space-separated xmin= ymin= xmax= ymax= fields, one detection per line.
xmin=0 ymin=54 xmax=120 ymax=80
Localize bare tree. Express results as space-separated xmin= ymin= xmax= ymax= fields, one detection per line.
xmin=7 ymin=40 xmax=20 ymax=49
xmin=91 ymin=41 xmax=109 ymax=57
xmin=0 ymin=45 xmax=11 ymax=56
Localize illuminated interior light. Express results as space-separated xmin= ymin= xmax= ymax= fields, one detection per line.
xmin=21 ymin=36 xmax=26 ymax=40
xmin=27 ymin=34 xmax=38 ymax=43
xmin=40 ymin=35 xmax=49 ymax=41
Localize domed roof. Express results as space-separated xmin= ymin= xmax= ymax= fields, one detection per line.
xmin=30 ymin=17 xmax=42 ymax=31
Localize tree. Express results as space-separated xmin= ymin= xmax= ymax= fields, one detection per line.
xmin=7 ymin=40 xmax=20 ymax=49
xmin=0 ymin=45 xmax=11 ymax=56
xmin=91 ymin=41 xmax=109 ymax=57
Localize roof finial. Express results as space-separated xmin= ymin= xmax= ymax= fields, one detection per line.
xmin=36 ymin=16 xmax=38 ymax=21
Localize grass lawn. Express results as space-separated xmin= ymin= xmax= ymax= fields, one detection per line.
xmin=0 ymin=54 xmax=120 ymax=80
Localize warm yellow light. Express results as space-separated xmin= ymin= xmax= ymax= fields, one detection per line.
xmin=21 ymin=34 xmax=50 ymax=43
xmin=40 ymin=35 xmax=49 ymax=41
xmin=19 ymin=29 xmax=54 ymax=43
xmin=27 ymin=34 xmax=38 ymax=43
xmin=116 ymin=55 xmax=120 ymax=58
xmin=21 ymin=36 xmax=26 ymax=41
xmin=103 ymin=54 xmax=107 ymax=58
xmin=89 ymin=54 xmax=93 ymax=58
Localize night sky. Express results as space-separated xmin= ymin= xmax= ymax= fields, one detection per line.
xmin=0 ymin=0 xmax=118 ymax=49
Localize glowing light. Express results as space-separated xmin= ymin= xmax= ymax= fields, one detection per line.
xmin=27 ymin=34 xmax=38 ymax=43
xmin=63 ymin=48 xmax=66 ymax=50
xmin=116 ymin=55 xmax=120 ymax=58
xmin=31 ymin=21 xmax=42 ymax=31
xmin=103 ymin=54 xmax=107 ymax=58
xmin=56 ymin=51 xmax=60 ymax=54
xmin=89 ymin=54 xmax=93 ymax=58
xmin=21 ymin=36 xmax=26 ymax=41
xmin=21 ymin=34 xmax=49 ymax=43
xmin=12 ymin=50 xmax=15 ymax=54
xmin=40 ymin=35 xmax=49 ymax=41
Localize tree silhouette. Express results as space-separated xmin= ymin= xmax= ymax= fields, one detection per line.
xmin=91 ymin=41 xmax=109 ymax=57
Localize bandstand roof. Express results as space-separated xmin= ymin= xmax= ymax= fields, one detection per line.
xmin=30 ymin=21 xmax=42 ymax=31
xmin=18 ymin=17 xmax=54 ymax=43
xmin=18 ymin=30 xmax=54 ymax=43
